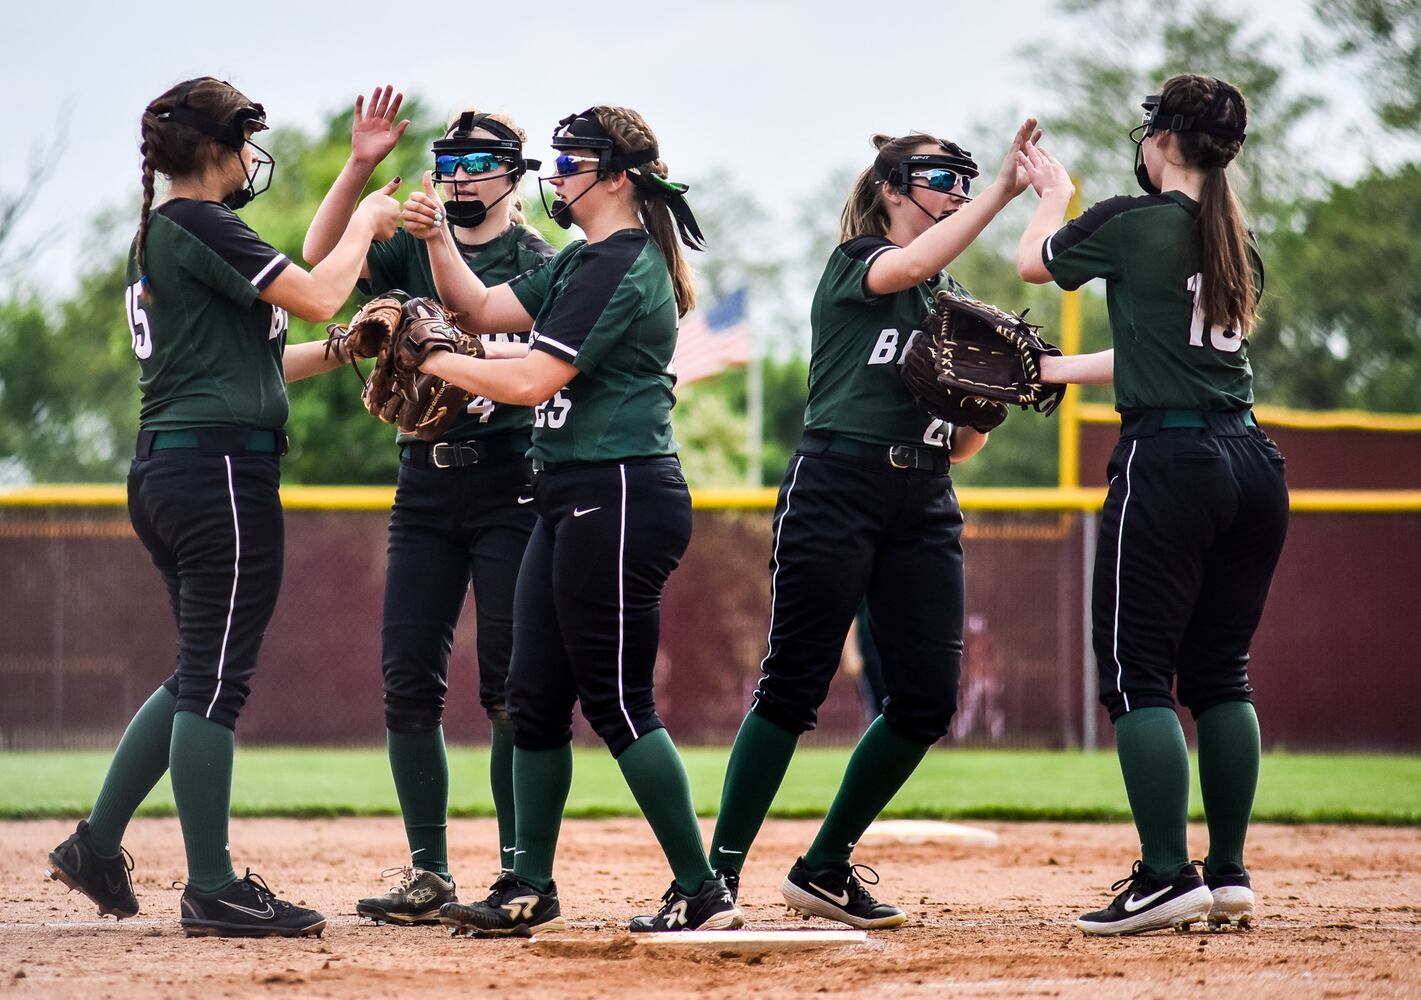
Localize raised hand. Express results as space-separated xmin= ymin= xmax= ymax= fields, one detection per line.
xmin=994 ymin=117 xmax=1044 ymax=198
xmin=358 ymin=176 xmax=403 ymax=241
xmin=403 ymin=171 xmax=445 ymax=242
xmin=1018 ymin=142 xmax=1074 ymax=199
xmin=351 ymin=85 xmax=411 ymax=169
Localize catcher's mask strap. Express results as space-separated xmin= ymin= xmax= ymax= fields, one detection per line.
xmin=1139 ymin=83 xmax=1246 ymax=144
xmin=433 ymin=112 xmax=540 ymax=174
xmin=551 ymin=108 xmax=659 ymax=177
xmin=154 ymin=77 xmax=267 ymax=152
xmin=874 ymin=146 xmax=979 ymax=192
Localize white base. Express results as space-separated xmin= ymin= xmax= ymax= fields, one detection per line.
xmin=635 ymin=930 xmax=869 ymax=951
xmin=858 ymin=819 xmax=1000 ymax=848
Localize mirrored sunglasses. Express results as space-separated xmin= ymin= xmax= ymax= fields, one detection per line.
xmin=434 ymin=153 xmax=506 ymax=177
xmin=910 ymin=168 xmax=971 ymax=196
xmin=554 ymin=154 xmax=601 ymax=176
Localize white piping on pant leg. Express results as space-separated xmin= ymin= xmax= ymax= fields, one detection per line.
xmin=756 ymin=455 xmax=805 ymax=695
xmin=615 ymin=463 xmax=637 ymax=740
xmin=206 ymin=456 xmax=242 ymax=719
xmin=1111 ymin=440 xmax=1138 ymax=713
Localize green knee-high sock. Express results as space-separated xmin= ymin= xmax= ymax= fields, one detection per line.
xmin=617 ymin=729 xmax=715 ymax=894
xmin=87 ymin=686 xmax=177 ymax=856
xmin=169 ymin=711 xmax=237 ymax=892
xmin=1196 ymin=700 xmax=1260 ymax=873
xmin=387 ymin=728 xmax=450 ymax=879
xmin=803 ymin=716 xmax=930 ymax=870
xmin=708 ymin=712 xmax=799 ymax=873
xmin=511 ymin=743 xmax=573 ymax=892
xmin=1115 ymin=707 xmax=1191 ymax=880
xmin=489 ymin=718 xmax=517 ymax=872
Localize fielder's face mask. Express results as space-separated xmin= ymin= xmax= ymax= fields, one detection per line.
xmin=539 ymin=108 xmax=705 ymax=249
xmin=876 ymin=144 xmax=980 ymax=224
xmin=431 ymin=112 xmax=541 ymax=228
xmin=1130 ymin=83 xmax=1247 ymax=194
xmin=155 ymin=78 xmax=273 ymax=210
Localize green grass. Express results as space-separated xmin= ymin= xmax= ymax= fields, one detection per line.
xmin=2 ymin=748 xmax=1418 ymax=824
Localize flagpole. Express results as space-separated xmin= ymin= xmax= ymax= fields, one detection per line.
xmin=745 ymin=324 xmax=763 ymax=487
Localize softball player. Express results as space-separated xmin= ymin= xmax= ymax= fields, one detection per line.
xmin=45 ymin=76 xmax=400 ymax=937
xmin=1015 ymin=74 xmax=1289 ymax=935
xmin=707 ymin=120 xmax=1041 ymax=928
xmin=400 ymin=105 xmax=740 ymax=934
xmin=303 ymin=89 xmax=554 ymax=924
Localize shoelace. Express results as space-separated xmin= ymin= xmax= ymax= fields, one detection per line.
xmin=237 ymin=870 xmax=296 ymax=913
xmin=1108 ymin=860 xmax=1149 ymax=893
xmin=119 ymin=846 xmax=135 ymax=875
xmin=378 ymin=865 xmax=417 ymax=892
xmin=845 ymin=863 xmax=885 ymax=905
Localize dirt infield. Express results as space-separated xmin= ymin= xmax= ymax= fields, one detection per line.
xmin=3 ymin=818 xmax=1418 ymax=998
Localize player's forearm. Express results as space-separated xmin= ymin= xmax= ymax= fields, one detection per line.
xmin=427 ymin=231 xmax=495 ymax=327
xmin=479 ymin=339 xmax=532 ymax=360
xmin=1041 ymin=349 xmax=1114 ymax=385
xmin=878 ymin=186 xmax=1013 ymax=290
xmin=303 ymin=158 xmax=377 ymax=265
xmin=1017 ymin=189 xmax=1072 ymax=283
xmin=282 ymin=340 xmax=346 ymax=383
xmin=422 ymin=351 xmax=564 ymax=407
xmin=301 ymin=217 xmax=379 ymax=318
xmin=950 ymin=426 xmax=988 ymax=462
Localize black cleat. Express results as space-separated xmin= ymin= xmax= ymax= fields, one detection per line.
xmin=179 ymin=870 xmax=326 ymax=938
xmin=780 ymin=857 xmax=905 ymax=929
xmin=629 ymin=876 xmax=744 ymax=932
xmin=46 ymin=820 xmax=139 ymax=919
xmin=1202 ymin=862 xmax=1254 ymax=929
xmin=356 ymin=866 xmax=457 ymax=925
xmin=715 ymin=867 xmax=740 ymax=905
xmin=439 ymin=873 xmax=566 ymax=938
xmin=1076 ymin=860 xmax=1213 ymax=936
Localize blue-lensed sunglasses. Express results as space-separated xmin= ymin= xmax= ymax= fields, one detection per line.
xmin=553 ymin=153 xmax=602 ymax=176
xmin=433 ymin=152 xmax=507 ymax=177
xmin=909 ymin=168 xmax=971 ymax=197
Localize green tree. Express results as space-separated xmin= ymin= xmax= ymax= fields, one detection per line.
xmin=1316 ymin=0 xmax=1421 ymax=129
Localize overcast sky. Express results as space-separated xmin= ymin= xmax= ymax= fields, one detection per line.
xmin=4 ymin=0 xmax=1384 ymax=293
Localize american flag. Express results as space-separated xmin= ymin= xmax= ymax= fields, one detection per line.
xmin=672 ymin=287 xmax=752 ymax=384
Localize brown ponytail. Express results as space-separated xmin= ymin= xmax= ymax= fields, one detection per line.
xmin=135 ymin=77 xmax=258 ymax=295
xmin=1159 ymin=74 xmax=1256 ymax=332
xmin=839 ymin=131 xmax=966 ymax=242
xmin=594 ymin=106 xmax=697 ymax=316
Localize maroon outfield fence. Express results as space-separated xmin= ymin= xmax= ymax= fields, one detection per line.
xmin=2 ymin=483 xmax=1418 ymax=752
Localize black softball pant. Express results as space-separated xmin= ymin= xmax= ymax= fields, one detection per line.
xmin=381 ymin=455 xmax=536 ymax=732
xmin=128 ymin=453 xmax=283 ymax=731
xmin=1093 ymin=415 xmax=1290 ymax=721
xmin=505 ymin=457 xmax=692 ymax=757
xmin=750 ymin=453 xmax=965 ymax=745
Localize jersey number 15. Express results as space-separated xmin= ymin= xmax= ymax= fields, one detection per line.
xmin=125 ymin=281 xmax=153 ymax=360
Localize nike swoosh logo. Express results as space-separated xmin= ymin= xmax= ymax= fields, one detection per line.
xmin=572 ymin=507 xmax=601 ymax=517
xmin=716 ymin=847 xmax=743 ymax=855
xmin=808 ymin=882 xmax=850 ymax=907
xmin=1122 ymin=885 xmax=1173 ymax=912
xmin=220 ymin=898 xmax=275 ymax=920
xmin=517 ymin=496 xmax=534 ymax=504
xmin=502 ymin=847 xmax=516 ymax=854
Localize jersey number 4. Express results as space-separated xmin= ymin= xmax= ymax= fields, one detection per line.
xmin=124 ymin=281 xmax=153 ymax=360
xmin=1186 ymin=274 xmax=1243 ymax=353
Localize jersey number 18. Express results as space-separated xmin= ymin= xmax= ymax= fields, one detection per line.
xmin=1186 ymin=273 xmax=1244 ymax=353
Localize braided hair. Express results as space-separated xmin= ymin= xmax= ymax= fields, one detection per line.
xmin=1158 ymin=74 xmax=1256 ymax=333
xmin=593 ymin=106 xmax=696 ymax=316
xmin=135 ymin=77 xmax=255 ymax=295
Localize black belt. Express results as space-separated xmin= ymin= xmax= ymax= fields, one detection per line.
xmin=529 ymin=454 xmax=677 ymax=475
xmin=136 ymin=428 xmax=287 ymax=458
xmin=400 ymin=433 xmax=530 ymax=469
xmin=798 ymin=431 xmax=948 ymax=473
xmin=1119 ymin=409 xmax=1257 ymax=438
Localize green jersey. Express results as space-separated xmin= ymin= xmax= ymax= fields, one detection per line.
xmin=804 ymin=236 xmax=968 ymax=449
xmin=124 ymin=199 xmax=291 ymax=432
xmin=1043 ymin=191 xmax=1265 ymax=411
xmin=508 ymin=230 xmax=678 ymax=464
xmin=361 ymin=224 xmax=555 ymax=442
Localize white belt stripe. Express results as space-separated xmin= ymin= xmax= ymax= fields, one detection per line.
xmin=1111 ymin=440 xmax=1138 ymax=712
xmin=615 ymin=463 xmax=637 ymax=740
xmin=206 ymin=456 xmax=242 ymax=718
xmin=756 ymin=455 xmax=805 ymax=689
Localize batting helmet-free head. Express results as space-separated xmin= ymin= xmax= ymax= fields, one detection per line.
xmin=1130 ymin=80 xmax=1247 ymax=194
xmin=153 ymin=77 xmax=273 ymax=210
